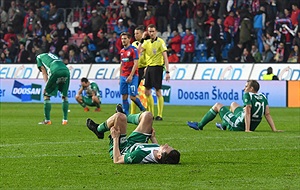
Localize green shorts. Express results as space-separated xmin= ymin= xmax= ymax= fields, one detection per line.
xmin=45 ymin=69 xmax=70 ymax=97
xmin=108 ymin=131 xmax=151 ymax=158
xmin=82 ymin=96 xmax=101 ymax=106
xmin=219 ymin=106 xmax=245 ymax=131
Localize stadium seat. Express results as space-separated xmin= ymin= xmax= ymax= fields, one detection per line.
xmin=199 ymin=56 xmax=207 ymax=62
xmin=207 ymin=56 xmax=217 ymax=62
xmin=95 ymin=56 xmax=106 ymax=63
xmin=197 ymin=44 xmax=207 ymax=51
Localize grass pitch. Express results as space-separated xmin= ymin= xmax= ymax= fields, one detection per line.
xmin=0 ymin=103 xmax=299 ymax=190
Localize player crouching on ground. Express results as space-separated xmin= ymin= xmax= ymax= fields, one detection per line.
xmin=86 ymin=106 xmax=180 ymax=164
xmin=76 ymin=77 xmax=101 ymax=112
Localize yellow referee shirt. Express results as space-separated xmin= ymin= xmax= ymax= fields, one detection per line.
xmin=142 ymin=37 xmax=167 ymax=66
xmin=132 ymin=41 xmax=148 ymax=69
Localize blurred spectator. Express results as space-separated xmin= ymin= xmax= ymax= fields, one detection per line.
xmin=136 ymin=4 xmax=146 ymax=26
xmin=3 ymin=26 xmax=17 ymax=47
xmin=169 ymin=0 xmax=180 ymax=32
xmin=168 ymin=30 xmax=182 ymax=54
xmin=127 ymin=19 xmax=137 ymax=36
xmin=179 ymin=0 xmax=188 ymax=32
xmin=38 ymin=0 xmax=50 ymax=28
xmin=251 ymin=44 xmax=262 ymax=63
xmin=287 ymin=44 xmax=300 ymax=63
xmin=223 ymin=11 xmax=235 ymax=45
xmin=79 ymin=12 xmax=90 ymax=34
xmin=194 ymin=0 xmax=207 ymax=14
xmin=209 ymin=0 xmax=220 ymax=19
xmin=119 ymin=10 xmax=130 ymax=28
xmin=263 ymin=32 xmax=276 ymax=53
xmin=68 ymin=49 xmax=81 ymax=64
xmin=83 ymin=1 xmax=93 ymax=20
xmin=241 ymin=47 xmax=255 ymax=63
xmin=262 ymin=43 xmax=274 ymax=62
xmin=239 ymin=10 xmax=252 ymax=50
xmin=167 ymin=48 xmax=180 ymax=63
xmin=291 ymin=3 xmax=300 ymax=28
xmin=143 ymin=10 xmax=156 ymax=28
xmin=23 ymin=9 xmax=39 ymax=35
xmin=90 ymin=9 xmax=105 ymax=39
xmin=106 ymin=11 xmax=118 ymax=33
xmin=181 ymin=28 xmax=195 ymax=62
xmin=207 ymin=18 xmax=224 ymax=62
xmin=8 ymin=8 xmax=24 ymax=34
xmin=0 ymin=51 xmax=12 ymax=63
xmin=274 ymin=42 xmax=285 ymax=62
xmin=95 ymin=30 xmax=109 ymax=60
xmin=7 ymin=37 xmax=18 ymax=61
xmin=0 ymin=23 xmax=7 ymax=39
xmin=108 ymin=31 xmax=119 ymax=62
xmin=227 ymin=43 xmax=243 ymax=62
xmin=194 ymin=9 xmax=206 ymax=44
xmin=293 ymin=30 xmax=300 ymax=48
xmin=155 ymin=0 xmax=169 ymax=33
xmin=48 ymin=31 xmax=64 ymax=55
xmin=0 ymin=7 xmax=8 ymax=27
xmin=48 ymin=2 xmax=63 ymax=24
xmin=57 ymin=22 xmax=71 ymax=45
xmin=40 ymin=35 xmax=49 ymax=53
xmin=108 ymin=0 xmax=123 ymax=16
xmin=253 ymin=6 xmax=266 ymax=54
xmin=80 ymin=45 xmax=94 ymax=63
xmin=17 ymin=42 xmax=30 ymax=63
xmin=114 ymin=19 xmax=128 ymax=35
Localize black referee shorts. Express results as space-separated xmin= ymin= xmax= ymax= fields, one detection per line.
xmin=144 ymin=66 xmax=163 ymax=90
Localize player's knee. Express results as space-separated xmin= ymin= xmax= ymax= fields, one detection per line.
xmin=141 ymin=111 xmax=153 ymax=121
xmin=115 ymin=112 xmax=127 ymax=123
xmin=213 ymin=103 xmax=223 ymax=111
xmin=62 ymin=96 xmax=68 ymax=101
xmin=75 ymin=95 xmax=81 ymax=100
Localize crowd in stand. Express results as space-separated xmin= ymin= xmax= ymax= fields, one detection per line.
xmin=0 ymin=0 xmax=299 ymax=64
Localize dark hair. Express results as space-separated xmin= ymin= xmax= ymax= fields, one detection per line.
xmin=120 ymin=32 xmax=131 ymax=38
xmin=247 ymin=80 xmax=260 ymax=92
xmin=135 ymin=25 xmax=145 ymax=31
xmin=267 ymin=67 xmax=273 ymax=74
xmin=81 ymin=77 xmax=89 ymax=83
xmin=147 ymin=24 xmax=156 ymax=30
xmin=159 ymin=150 xmax=180 ymax=164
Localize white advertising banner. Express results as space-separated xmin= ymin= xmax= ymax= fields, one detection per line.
xmin=0 ymin=79 xmax=286 ymax=107
xmin=0 ymin=64 xmax=40 ymax=79
xmin=88 ymin=64 xmax=120 ymax=79
xmin=193 ymin=64 xmax=254 ymax=80
xmin=250 ymin=63 xmax=300 ymax=81
xmin=36 ymin=64 xmax=91 ymax=80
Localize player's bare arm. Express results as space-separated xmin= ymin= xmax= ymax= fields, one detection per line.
xmin=111 ymin=127 xmax=125 ymax=164
xmin=244 ymin=105 xmax=252 ymax=132
xmin=40 ymin=66 xmax=48 ymax=83
xmin=150 ymin=128 xmax=158 ymax=144
xmin=162 ymin=51 xmax=170 ymax=81
xmin=264 ymin=106 xmax=283 ymax=132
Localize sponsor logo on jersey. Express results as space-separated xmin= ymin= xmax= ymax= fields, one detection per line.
xmin=12 ymin=80 xmax=42 ymax=101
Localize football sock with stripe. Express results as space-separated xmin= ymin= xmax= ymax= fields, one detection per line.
xmin=157 ymin=96 xmax=164 ymax=117
xmin=198 ymin=108 xmax=217 ymax=129
xmin=44 ymin=99 xmax=51 ymax=120
xmin=127 ymin=113 xmax=141 ymax=125
xmin=62 ymin=100 xmax=69 ymax=120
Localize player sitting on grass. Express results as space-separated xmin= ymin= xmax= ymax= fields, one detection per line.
xmin=75 ymin=77 xmax=101 ymax=112
xmin=187 ymin=80 xmax=283 ymax=132
xmin=86 ymin=105 xmax=180 ymax=164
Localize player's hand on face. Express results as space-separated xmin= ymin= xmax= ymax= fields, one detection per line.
xmin=151 ymin=128 xmax=156 ymax=138
xmin=142 ymin=31 xmax=148 ymax=39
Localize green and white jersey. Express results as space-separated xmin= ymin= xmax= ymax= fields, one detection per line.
xmin=83 ymin=81 xmax=100 ymax=97
xmin=123 ymin=143 xmax=159 ymax=164
xmin=242 ymin=92 xmax=269 ymax=131
xmin=36 ymin=53 xmax=68 ymax=75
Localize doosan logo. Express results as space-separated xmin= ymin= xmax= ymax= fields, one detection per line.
xmin=12 ymin=80 xmax=42 ymax=101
